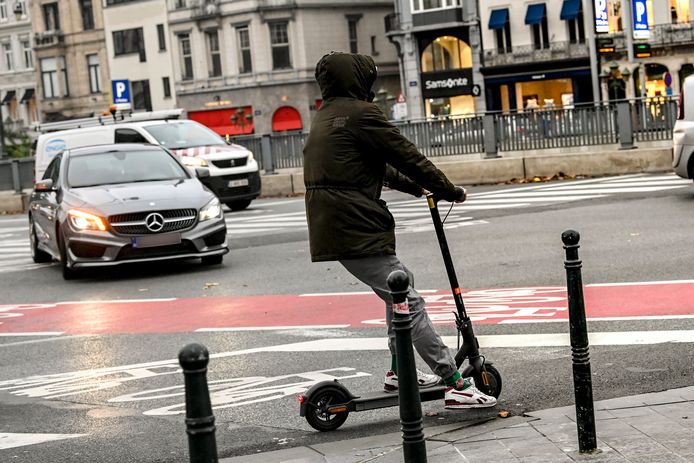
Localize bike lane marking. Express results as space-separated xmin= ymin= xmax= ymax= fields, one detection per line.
xmin=1 ymin=280 xmax=694 ymax=335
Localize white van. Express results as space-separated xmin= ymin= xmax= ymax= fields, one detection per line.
xmin=673 ymin=76 xmax=694 ymax=181
xmin=34 ymin=110 xmax=261 ymax=210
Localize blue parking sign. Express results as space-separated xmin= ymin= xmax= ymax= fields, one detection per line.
xmin=632 ymin=0 xmax=650 ymax=39
xmin=112 ymin=79 xmax=131 ymax=105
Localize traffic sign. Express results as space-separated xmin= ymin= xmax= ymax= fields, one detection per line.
xmin=111 ymin=79 xmax=131 ymax=109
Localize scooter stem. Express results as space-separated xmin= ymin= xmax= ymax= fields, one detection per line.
xmin=426 ymin=193 xmax=468 ymax=320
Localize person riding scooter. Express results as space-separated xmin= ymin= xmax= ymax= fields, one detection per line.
xmin=302 ymin=51 xmax=496 ymax=409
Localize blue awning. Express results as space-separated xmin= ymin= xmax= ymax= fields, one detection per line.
xmin=560 ymin=0 xmax=581 ymax=20
xmin=525 ymin=3 xmax=546 ymax=25
xmin=488 ymin=8 xmax=509 ymax=30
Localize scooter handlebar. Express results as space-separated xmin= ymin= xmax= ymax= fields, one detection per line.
xmin=426 ymin=186 xmax=467 ymax=204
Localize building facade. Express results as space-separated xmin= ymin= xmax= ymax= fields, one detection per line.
xmin=385 ymin=0 xmax=485 ymax=120
xmin=166 ymin=0 xmax=400 ymax=136
xmin=103 ymin=0 xmax=177 ymax=112
xmin=592 ymin=0 xmax=694 ymax=101
xmin=31 ymin=0 xmax=111 ymax=121
xmin=0 ymin=0 xmax=38 ymax=132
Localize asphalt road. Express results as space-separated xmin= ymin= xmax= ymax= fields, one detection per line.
xmin=2 ymin=172 xmax=694 ymax=462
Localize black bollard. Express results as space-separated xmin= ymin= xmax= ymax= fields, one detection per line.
xmin=562 ymin=230 xmax=598 ymax=454
xmin=179 ymin=343 xmax=219 ymax=463
xmin=388 ymin=270 xmax=427 ymax=463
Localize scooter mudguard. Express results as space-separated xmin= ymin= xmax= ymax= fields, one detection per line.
xmin=298 ymin=380 xmax=354 ymax=417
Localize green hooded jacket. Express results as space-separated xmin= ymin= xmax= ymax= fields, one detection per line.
xmin=303 ymin=52 xmax=459 ymax=262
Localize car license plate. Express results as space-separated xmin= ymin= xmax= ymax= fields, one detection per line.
xmin=131 ymin=233 xmax=181 ymax=248
xmin=228 ymin=179 xmax=249 ymax=188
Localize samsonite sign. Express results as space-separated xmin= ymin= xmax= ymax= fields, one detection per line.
xmin=421 ymin=69 xmax=474 ymax=98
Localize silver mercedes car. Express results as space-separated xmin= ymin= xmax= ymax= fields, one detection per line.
xmin=29 ymin=143 xmax=229 ymax=279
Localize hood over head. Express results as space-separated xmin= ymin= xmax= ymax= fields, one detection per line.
xmin=314 ymin=52 xmax=378 ymax=102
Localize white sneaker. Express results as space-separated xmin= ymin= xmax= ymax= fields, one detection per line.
xmin=383 ymin=369 xmax=440 ymax=393
xmin=444 ymin=377 xmax=497 ymax=409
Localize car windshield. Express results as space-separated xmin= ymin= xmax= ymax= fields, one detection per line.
xmin=67 ymin=149 xmax=189 ymax=188
xmin=143 ymin=121 xmax=226 ymax=149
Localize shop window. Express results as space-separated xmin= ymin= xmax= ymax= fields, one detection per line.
xmin=420 ymin=35 xmax=471 ymax=73
xmin=488 ymin=9 xmax=511 ymax=54
xmin=189 ymin=107 xmax=254 ymax=136
xmin=633 ymin=63 xmax=670 ymax=98
xmin=272 ymin=106 xmax=302 ymax=132
xmin=679 ymin=64 xmax=694 ymax=91
xmin=525 ymin=4 xmax=549 ymax=50
xmin=561 ymin=0 xmax=585 ymax=44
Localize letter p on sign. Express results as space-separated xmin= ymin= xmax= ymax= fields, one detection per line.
xmin=111 ymin=79 xmax=131 ymax=106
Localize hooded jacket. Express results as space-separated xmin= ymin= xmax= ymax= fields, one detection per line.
xmin=303 ymin=52 xmax=459 ymax=262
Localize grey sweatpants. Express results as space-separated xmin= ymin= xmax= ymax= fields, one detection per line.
xmin=339 ymin=254 xmax=458 ymax=381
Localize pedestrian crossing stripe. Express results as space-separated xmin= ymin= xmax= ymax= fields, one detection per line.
xmin=0 ymin=432 xmax=87 ymax=450
xmin=0 ymin=173 xmax=689 ymax=271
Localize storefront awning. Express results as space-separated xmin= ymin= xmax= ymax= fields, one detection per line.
xmin=525 ymin=3 xmax=546 ymax=25
xmin=20 ymin=88 xmax=34 ymax=103
xmin=1 ymin=90 xmax=16 ymax=104
xmin=488 ymin=8 xmax=509 ymax=30
xmin=560 ymin=0 xmax=581 ymax=20
xmin=272 ymin=106 xmax=302 ymax=132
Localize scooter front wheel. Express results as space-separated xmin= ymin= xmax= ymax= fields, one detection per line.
xmin=463 ymin=364 xmax=502 ymax=399
xmin=304 ymin=386 xmax=350 ymax=432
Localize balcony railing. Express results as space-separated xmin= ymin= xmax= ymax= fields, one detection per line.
xmin=484 ymin=40 xmax=589 ymax=67
xmin=191 ymin=0 xmax=220 ymax=18
xmin=34 ymin=30 xmax=64 ymax=48
xmin=384 ymin=12 xmax=400 ymax=34
xmin=600 ymin=21 xmax=694 ymax=52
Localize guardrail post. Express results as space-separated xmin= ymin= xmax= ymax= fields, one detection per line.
xmin=617 ymin=101 xmax=635 ymax=150
xmin=11 ymin=160 xmax=22 ymax=194
xmin=388 ymin=269 xmax=427 ymax=463
xmin=261 ymin=134 xmax=275 ymax=175
xmin=179 ymin=343 xmax=218 ymax=463
xmin=561 ymin=230 xmax=598 ymax=454
xmin=482 ymin=114 xmax=499 ymax=159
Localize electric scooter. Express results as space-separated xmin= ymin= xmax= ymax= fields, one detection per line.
xmin=298 ymin=192 xmax=502 ymax=432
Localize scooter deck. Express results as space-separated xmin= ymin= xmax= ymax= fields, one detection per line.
xmin=350 ymin=386 xmax=447 ymax=412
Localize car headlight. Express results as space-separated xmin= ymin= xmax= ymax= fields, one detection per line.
xmin=199 ymin=198 xmax=222 ymax=221
xmin=68 ymin=209 xmax=107 ymax=231
xmin=247 ymin=151 xmax=254 ymax=162
xmin=180 ymin=156 xmax=209 ymax=168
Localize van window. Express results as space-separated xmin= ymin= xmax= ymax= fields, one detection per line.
xmin=43 ymin=156 xmax=61 ymax=183
xmin=115 ymin=128 xmax=149 ymax=143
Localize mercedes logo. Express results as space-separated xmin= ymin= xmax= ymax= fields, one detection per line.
xmin=145 ymin=213 xmax=165 ymax=232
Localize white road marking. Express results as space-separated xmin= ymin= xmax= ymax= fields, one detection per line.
xmin=195 ymin=324 xmax=350 ymax=332
xmin=0 ymin=332 xmax=63 ymax=336
xmin=0 ymin=433 xmax=87 ymax=450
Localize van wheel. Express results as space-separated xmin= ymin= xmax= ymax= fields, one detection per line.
xmin=225 ymin=200 xmax=251 ymax=211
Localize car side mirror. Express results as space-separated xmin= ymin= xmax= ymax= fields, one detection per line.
xmin=34 ymin=179 xmax=55 ymax=191
xmin=195 ymin=167 xmax=210 ymax=179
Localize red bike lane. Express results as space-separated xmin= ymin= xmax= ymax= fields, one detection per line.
xmin=1 ymin=280 xmax=694 ymax=335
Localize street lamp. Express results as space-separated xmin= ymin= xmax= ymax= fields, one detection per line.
xmin=12 ymin=1 xmax=24 ymax=19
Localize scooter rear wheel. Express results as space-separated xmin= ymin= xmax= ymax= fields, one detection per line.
xmin=464 ymin=364 xmax=502 ymax=399
xmin=304 ymin=386 xmax=349 ymax=432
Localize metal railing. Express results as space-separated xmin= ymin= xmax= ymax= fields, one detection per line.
xmin=3 ymin=98 xmax=677 ymax=191
xmin=484 ymin=41 xmax=590 ymax=67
